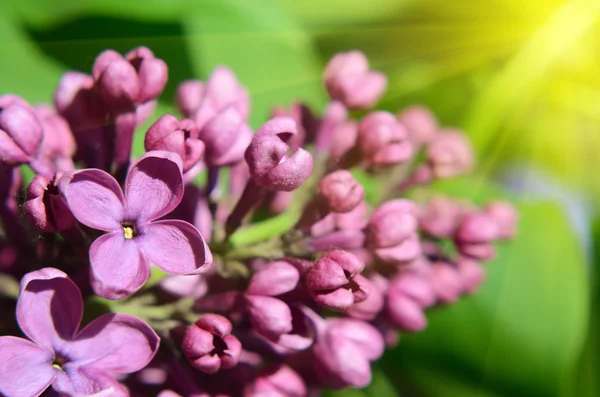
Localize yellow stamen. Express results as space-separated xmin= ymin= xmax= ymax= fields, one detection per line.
xmin=123 ymin=226 xmax=135 ymax=239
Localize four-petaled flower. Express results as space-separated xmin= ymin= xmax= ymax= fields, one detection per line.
xmin=0 ymin=268 xmax=159 ymax=397
xmin=62 ymin=150 xmax=212 ymax=299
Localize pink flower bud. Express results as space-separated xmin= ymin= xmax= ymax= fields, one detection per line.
xmin=397 ymin=105 xmax=438 ymax=146
xmin=357 ymin=111 xmax=413 ymax=167
xmin=457 ymin=257 xmax=486 ymax=294
xmin=244 ymin=365 xmax=306 ymax=397
xmin=430 ymin=261 xmax=463 ymax=304
xmin=245 ymin=117 xmax=313 ymax=191
xmin=176 ymin=80 xmax=205 ymax=118
xmin=323 ymin=51 xmax=387 ymax=110
xmin=145 ymin=114 xmax=205 ymax=172
xmin=201 ymin=107 xmax=253 ymax=166
xmin=387 ymin=271 xmax=434 ymax=332
xmin=347 ymin=274 xmax=386 ymax=320
xmin=246 ymin=261 xmax=300 ymax=297
xmin=314 ymin=101 xmax=348 ymax=153
xmin=485 ymin=201 xmax=518 ymax=239
xmin=313 ymin=317 xmax=384 ymax=389
xmin=368 ymin=199 xmax=421 ymax=264
xmin=306 ymin=250 xmax=369 ymax=311
xmin=34 ymin=105 xmax=76 ymax=169
xmin=426 ymin=129 xmax=474 ymax=178
xmin=318 ymin=170 xmax=365 ymax=213
xmin=418 ymin=196 xmax=464 ymax=238
xmin=125 ymin=46 xmax=168 ymax=103
xmin=455 ymin=212 xmax=499 ymax=261
xmin=0 ymin=97 xmax=43 ymax=165
xmin=181 ymin=314 xmax=242 ymax=374
xmin=23 ymin=172 xmax=76 ymax=233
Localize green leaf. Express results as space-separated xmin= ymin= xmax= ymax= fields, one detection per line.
xmin=382 ymin=198 xmax=589 ymax=397
xmin=182 ymin=0 xmax=326 ymax=129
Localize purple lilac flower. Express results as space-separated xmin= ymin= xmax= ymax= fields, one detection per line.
xmin=0 ymin=268 xmax=159 ymax=396
xmin=62 ymin=150 xmax=212 ymax=299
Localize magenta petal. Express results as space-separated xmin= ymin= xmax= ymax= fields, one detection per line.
xmin=17 ymin=268 xmax=83 ymax=350
xmin=246 ymin=296 xmax=293 ymax=340
xmin=89 ymin=233 xmax=149 ymax=300
xmin=246 ymin=261 xmax=300 ymax=297
xmin=327 ymin=319 xmax=384 ymax=361
xmin=53 ymin=364 xmax=128 ymax=397
xmin=314 ymin=288 xmax=355 ymax=311
xmin=62 ymin=169 xmax=124 ymax=231
xmin=124 ymin=151 xmax=184 ymax=223
xmin=0 ymin=336 xmax=55 ymax=397
xmin=137 ymin=219 xmax=212 ymax=275
xmin=68 ymin=313 xmax=159 ymax=373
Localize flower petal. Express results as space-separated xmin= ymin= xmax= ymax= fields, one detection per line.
xmin=124 ymin=150 xmax=184 ymax=223
xmin=66 ymin=313 xmax=159 ymax=374
xmin=53 ymin=364 xmax=128 ymax=397
xmin=62 ymin=169 xmax=124 ymax=231
xmin=0 ymin=336 xmax=55 ymax=397
xmin=17 ymin=268 xmax=83 ymax=350
xmin=89 ymin=233 xmax=149 ymax=300
xmin=137 ymin=219 xmax=212 ymax=275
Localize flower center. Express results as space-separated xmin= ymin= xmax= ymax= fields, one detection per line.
xmin=122 ymin=221 xmax=137 ymax=239
xmin=53 ymin=354 xmax=67 ymax=371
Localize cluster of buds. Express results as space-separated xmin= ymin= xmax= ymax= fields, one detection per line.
xmin=0 ymin=47 xmax=517 ymax=397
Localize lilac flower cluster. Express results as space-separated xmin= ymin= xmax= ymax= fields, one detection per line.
xmin=0 ymin=47 xmax=517 ymax=396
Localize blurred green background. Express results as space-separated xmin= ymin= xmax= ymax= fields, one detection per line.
xmin=2 ymin=0 xmax=599 ymax=395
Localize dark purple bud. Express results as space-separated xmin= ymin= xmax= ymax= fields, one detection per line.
xmin=245 ymin=117 xmax=313 ymax=192
xmin=397 ymin=105 xmax=438 ymax=146
xmin=418 ymin=196 xmax=464 ymax=238
xmin=201 ymin=107 xmax=253 ymax=166
xmin=181 ymin=314 xmax=242 ymax=374
xmin=323 ymin=51 xmax=387 ymax=110
xmin=244 ymin=365 xmax=306 ymax=397
xmin=427 ymin=129 xmax=474 ymax=178
xmin=368 ymin=199 xmax=421 ymax=263
xmin=145 ymin=114 xmax=205 ymax=172
xmin=23 ymin=172 xmax=75 ymax=233
xmin=318 ymin=170 xmax=365 ymax=213
xmin=306 ymin=250 xmax=368 ymax=311
xmin=0 ymin=96 xmax=43 ymax=165
xmin=485 ymin=201 xmax=518 ymax=239
xmin=125 ymin=46 xmax=168 ymax=103
xmin=357 ymin=111 xmax=413 ymax=167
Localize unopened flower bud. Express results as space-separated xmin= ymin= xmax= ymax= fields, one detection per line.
xmin=387 ymin=271 xmax=435 ymax=332
xmin=244 ymin=365 xmax=306 ymax=397
xmin=323 ymin=51 xmax=387 ymax=110
xmin=0 ymin=97 xmax=43 ymax=165
xmin=125 ymin=46 xmax=168 ymax=104
xmin=418 ymin=196 xmax=463 ymax=238
xmin=176 ymin=80 xmax=205 ymax=118
xmin=457 ymin=257 xmax=486 ymax=294
xmin=245 ymin=117 xmax=313 ymax=191
xmin=306 ymin=250 xmax=369 ymax=311
xmin=23 ymin=173 xmax=75 ymax=233
xmin=368 ymin=199 xmax=421 ymax=264
xmin=34 ymin=105 xmax=76 ymax=169
xmin=181 ymin=314 xmax=242 ymax=374
xmin=397 ymin=105 xmax=438 ymax=146
xmin=485 ymin=201 xmax=518 ymax=239
xmin=201 ymin=107 xmax=253 ymax=166
xmin=318 ymin=170 xmax=365 ymax=213
xmin=145 ymin=114 xmax=205 ymax=172
xmin=430 ymin=261 xmax=463 ymax=304
xmin=357 ymin=111 xmax=412 ymax=167
xmin=455 ymin=212 xmax=499 ymax=261
xmin=93 ymin=50 xmax=140 ymax=110
xmin=427 ymin=129 xmax=474 ymax=178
